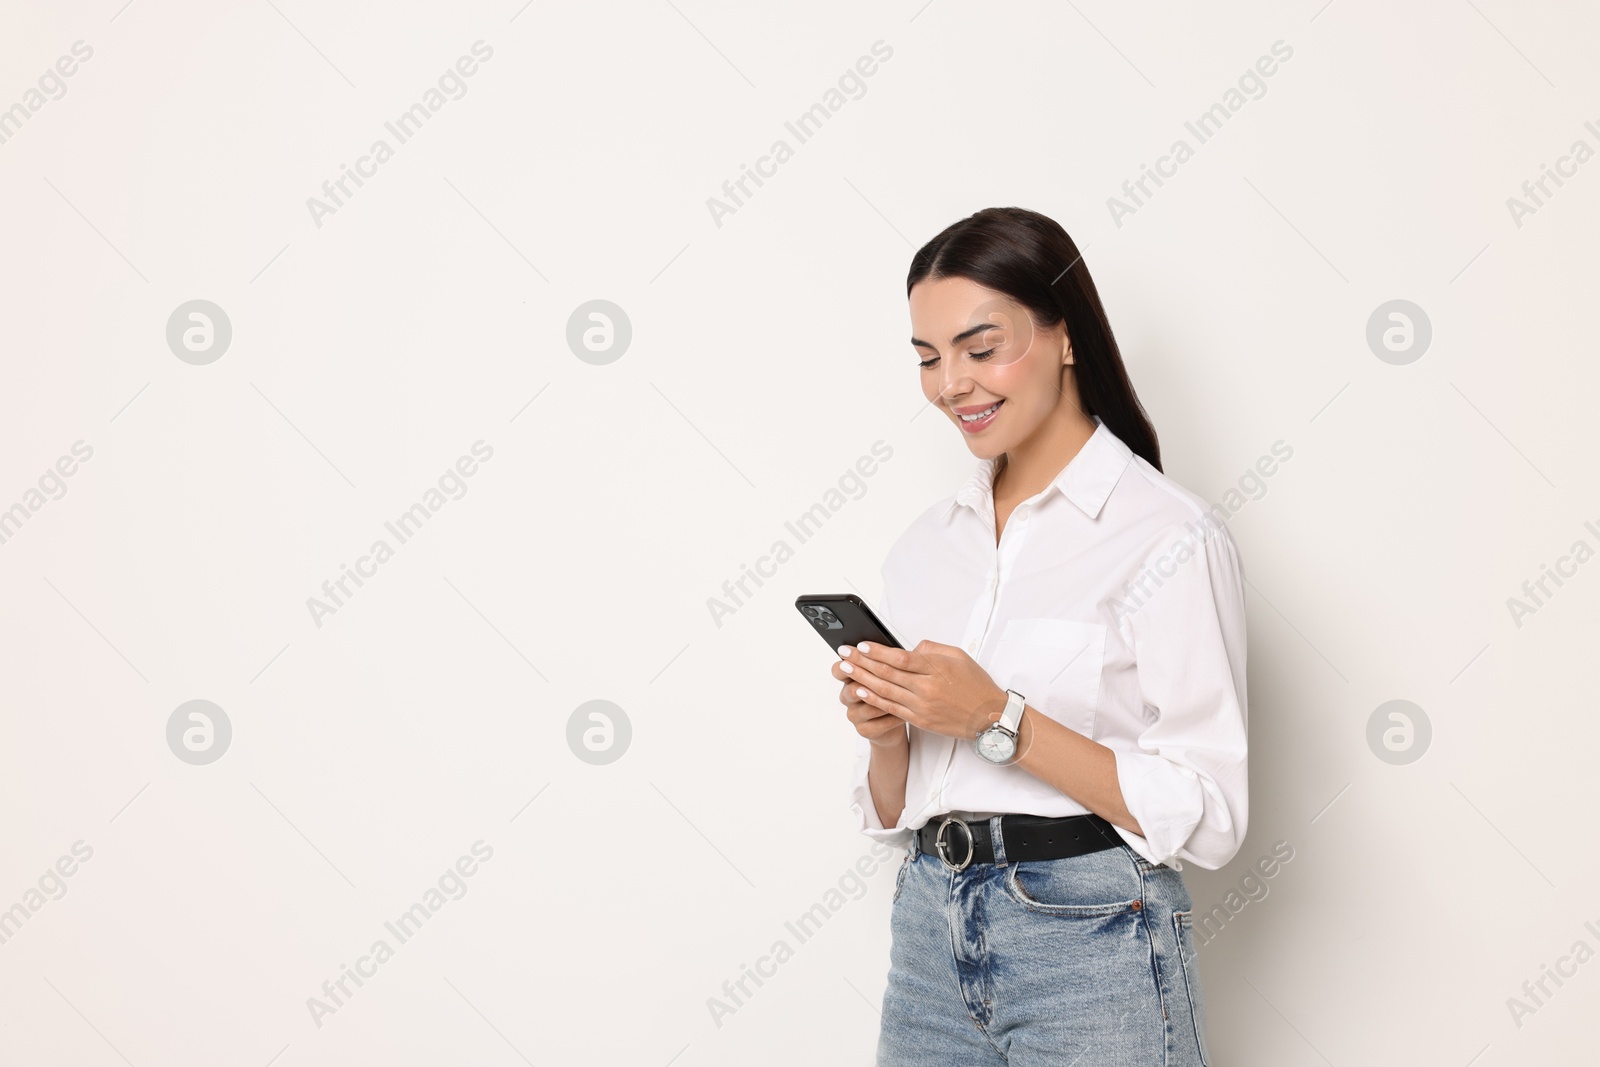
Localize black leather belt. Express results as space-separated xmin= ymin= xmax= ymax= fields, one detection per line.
xmin=915 ymin=812 xmax=1121 ymax=871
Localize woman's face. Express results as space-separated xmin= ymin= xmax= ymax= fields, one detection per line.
xmin=908 ymin=275 xmax=1073 ymax=459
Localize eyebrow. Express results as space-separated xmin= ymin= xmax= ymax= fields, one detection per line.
xmin=909 ymin=322 xmax=998 ymax=351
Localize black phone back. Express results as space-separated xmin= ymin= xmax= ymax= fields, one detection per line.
xmin=794 ymin=594 xmax=903 ymax=652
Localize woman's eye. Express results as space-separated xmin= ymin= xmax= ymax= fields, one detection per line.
xmin=919 ymin=348 xmax=996 ymax=369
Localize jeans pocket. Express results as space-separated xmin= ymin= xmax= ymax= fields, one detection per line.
xmin=1129 ymin=849 xmax=1161 ymax=874
xmin=1003 ymin=852 xmax=1143 ymax=917
xmin=892 ymin=851 xmax=911 ymax=904
xmin=1172 ymin=910 xmax=1211 ymax=1065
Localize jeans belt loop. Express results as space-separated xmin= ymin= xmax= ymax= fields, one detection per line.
xmin=989 ymin=815 xmax=1008 ymax=867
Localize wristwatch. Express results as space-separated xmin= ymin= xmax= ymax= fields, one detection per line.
xmin=975 ymin=689 xmax=1027 ymax=765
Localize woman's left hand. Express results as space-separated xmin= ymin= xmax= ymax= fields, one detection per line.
xmin=839 ymin=639 xmax=1009 ymax=741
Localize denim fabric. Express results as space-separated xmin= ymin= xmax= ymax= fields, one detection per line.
xmin=877 ymin=821 xmax=1210 ymax=1066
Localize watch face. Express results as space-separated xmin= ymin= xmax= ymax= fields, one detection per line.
xmin=977 ymin=729 xmax=1015 ymax=763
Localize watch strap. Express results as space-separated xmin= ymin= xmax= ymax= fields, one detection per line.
xmin=999 ymin=689 xmax=1026 ymax=732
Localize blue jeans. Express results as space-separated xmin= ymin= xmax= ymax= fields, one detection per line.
xmin=877 ymin=820 xmax=1211 ymax=1066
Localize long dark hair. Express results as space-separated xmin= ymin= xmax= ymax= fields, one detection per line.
xmin=906 ymin=206 xmax=1161 ymax=472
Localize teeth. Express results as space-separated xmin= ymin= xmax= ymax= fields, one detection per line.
xmin=960 ymin=402 xmax=1000 ymax=422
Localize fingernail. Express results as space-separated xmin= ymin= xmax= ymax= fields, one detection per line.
xmin=840 ymin=662 xmax=853 ymax=674
xmin=838 ymin=646 xmax=852 ymax=657
xmin=855 ymin=687 xmax=869 ymax=699
xmin=859 ymin=642 xmax=872 ymax=653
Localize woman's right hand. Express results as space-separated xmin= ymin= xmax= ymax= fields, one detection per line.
xmin=833 ymin=656 xmax=909 ymax=747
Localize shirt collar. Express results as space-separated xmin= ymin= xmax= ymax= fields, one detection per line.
xmin=946 ymin=415 xmax=1134 ymax=521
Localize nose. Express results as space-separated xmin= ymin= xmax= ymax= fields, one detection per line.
xmin=935 ymin=356 xmax=973 ymax=403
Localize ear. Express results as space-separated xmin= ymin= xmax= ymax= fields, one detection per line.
xmin=1061 ymin=332 xmax=1074 ymax=366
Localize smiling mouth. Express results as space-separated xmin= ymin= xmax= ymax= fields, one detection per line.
xmin=955 ymin=400 xmax=1003 ymax=430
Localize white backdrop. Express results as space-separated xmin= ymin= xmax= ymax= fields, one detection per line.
xmin=2 ymin=1 xmax=1597 ymax=1063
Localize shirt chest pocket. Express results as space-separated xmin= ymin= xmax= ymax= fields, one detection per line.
xmin=989 ymin=618 xmax=1107 ymax=740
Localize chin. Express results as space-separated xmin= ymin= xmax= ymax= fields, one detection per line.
xmin=965 ymin=439 xmax=1008 ymax=459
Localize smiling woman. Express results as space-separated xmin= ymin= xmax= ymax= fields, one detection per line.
xmin=833 ymin=206 xmax=1248 ymax=1067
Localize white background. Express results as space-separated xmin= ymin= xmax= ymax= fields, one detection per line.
xmin=2 ymin=1 xmax=1597 ymax=1064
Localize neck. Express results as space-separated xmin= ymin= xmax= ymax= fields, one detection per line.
xmin=994 ymin=408 xmax=1098 ymax=502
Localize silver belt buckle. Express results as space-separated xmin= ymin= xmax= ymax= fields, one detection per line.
xmin=934 ymin=816 xmax=974 ymax=872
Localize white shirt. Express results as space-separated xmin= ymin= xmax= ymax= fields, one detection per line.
xmin=847 ymin=417 xmax=1249 ymax=871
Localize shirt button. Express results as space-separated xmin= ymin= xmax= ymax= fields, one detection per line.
xmin=967 ymin=642 xmax=979 ymax=654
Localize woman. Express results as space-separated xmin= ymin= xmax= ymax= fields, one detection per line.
xmin=837 ymin=206 xmax=1248 ymax=1065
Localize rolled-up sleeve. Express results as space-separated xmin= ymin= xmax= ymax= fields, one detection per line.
xmin=1112 ymin=517 xmax=1249 ymax=870
xmin=846 ymin=583 xmax=914 ymax=849
xmin=848 ymin=732 xmax=913 ymax=848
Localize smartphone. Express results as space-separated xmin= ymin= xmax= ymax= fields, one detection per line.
xmin=794 ymin=594 xmax=904 ymax=654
